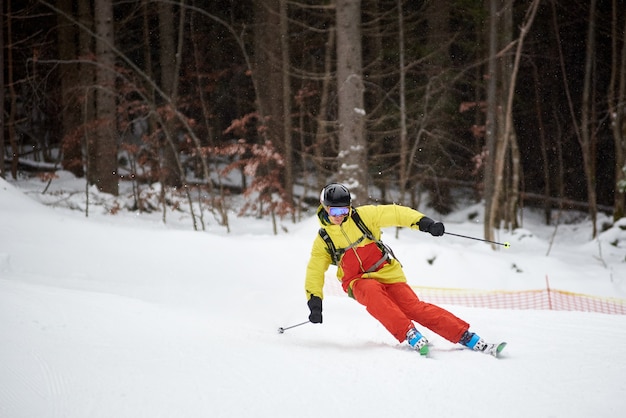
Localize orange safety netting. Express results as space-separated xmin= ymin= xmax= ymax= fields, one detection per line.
xmin=410 ymin=286 xmax=626 ymax=315
xmin=323 ymin=277 xmax=626 ymax=315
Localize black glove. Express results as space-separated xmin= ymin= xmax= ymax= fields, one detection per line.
xmin=418 ymin=216 xmax=445 ymax=237
xmin=307 ymin=296 xmax=323 ymax=324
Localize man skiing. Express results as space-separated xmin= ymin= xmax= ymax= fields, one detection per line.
xmin=305 ymin=182 xmax=504 ymax=356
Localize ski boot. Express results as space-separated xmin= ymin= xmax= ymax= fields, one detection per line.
xmin=406 ymin=327 xmax=429 ymax=356
xmin=460 ymin=331 xmax=507 ymax=357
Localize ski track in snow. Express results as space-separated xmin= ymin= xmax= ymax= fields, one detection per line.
xmin=0 ymin=281 xmax=71 ymax=418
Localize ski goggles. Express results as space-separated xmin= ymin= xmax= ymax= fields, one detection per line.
xmin=327 ymin=206 xmax=350 ymax=217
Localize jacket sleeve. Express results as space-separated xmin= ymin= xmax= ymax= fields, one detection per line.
xmin=305 ymin=234 xmax=332 ymax=300
xmin=361 ymin=204 xmax=427 ymax=231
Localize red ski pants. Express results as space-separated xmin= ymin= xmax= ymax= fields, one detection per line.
xmin=351 ymin=279 xmax=469 ymax=343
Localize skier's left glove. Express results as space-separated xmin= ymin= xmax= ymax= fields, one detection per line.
xmin=307 ymin=296 xmax=323 ymax=324
xmin=418 ymin=216 xmax=445 ymax=237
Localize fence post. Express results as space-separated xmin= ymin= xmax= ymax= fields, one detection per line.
xmin=545 ymin=275 xmax=553 ymax=311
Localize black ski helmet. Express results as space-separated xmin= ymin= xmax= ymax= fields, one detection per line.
xmin=320 ymin=183 xmax=351 ymax=207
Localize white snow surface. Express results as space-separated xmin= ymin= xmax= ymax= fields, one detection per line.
xmin=1 ymin=174 xmax=626 ymax=418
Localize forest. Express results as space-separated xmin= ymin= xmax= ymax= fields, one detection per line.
xmin=1 ymin=0 xmax=625 ymax=238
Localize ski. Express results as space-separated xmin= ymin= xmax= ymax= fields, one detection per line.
xmin=490 ymin=342 xmax=507 ymax=358
xmin=474 ymin=341 xmax=507 ymax=357
xmin=418 ymin=344 xmax=429 ymax=356
xmin=417 ymin=345 xmax=463 ymax=358
xmin=404 ymin=342 xmax=507 ymax=358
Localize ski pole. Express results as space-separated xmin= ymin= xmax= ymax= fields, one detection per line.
xmin=278 ymin=320 xmax=310 ymax=334
xmin=445 ymin=231 xmax=511 ymax=248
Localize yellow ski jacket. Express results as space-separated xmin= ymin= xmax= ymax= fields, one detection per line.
xmin=305 ymin=204 xmax=428 ymax=301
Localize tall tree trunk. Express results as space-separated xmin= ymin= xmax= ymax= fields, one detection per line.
xmin=312 ymin=26 xmax=335 ymax=188
xmin=80 ymin=0 xmax=96 ymax=184
xmin=609 ymin=0 xmax=626 ymax=221
xmin=397 ymin=0 xmax=408 ymax=205
xmin=423 ymin=0 xmax=452 ymax=212
xmin=158 ymin=0 xmax=182 ymax=187
xmin=0 ymin=0 xmax=4 ymax=178
xmin=488 ymin=0 xmax=512 ymax=237
xmin=550 ymin=0 xmax=597 ymax=237
xmin=57 ymin=0 xmax=84 ymax=177
xmin=532 ymin=49 xmax=552 ymax=224
xmin=6 ymin=0 xmax=18 ymax=179
xmin=362 ymin=0 xmax=384 ymax=197
xmin=503 ymin=0 xmax=539 ymax=229
xmin=280 ymin=0 xmax=294 ymax=215
xmin=483 ymin=0 xmax=498 ymax=243
xmin=486 ymin=0 xmax=538 ymax=242
xmin=580 ymin=0 xmax=599 ymax=237
xmin=141 ymin=0 xmax=157 ymax=184
xmin=336 ymin=0 xmax=367 ymax=204
xmin=499 ymin=0 xmax=515 ymax=230
xmin=92 ymin=0 xmax=118 ymax=195
xmin=253 ymin=0 xmax=284 ymax=151
xmin=253 ymin=0 xmax=291 ymax=216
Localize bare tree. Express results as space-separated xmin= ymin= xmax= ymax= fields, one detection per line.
xmin=279 ymin=0 xmax=294 ymax=217
xmin=5 ymin=0 xmax=621 ymax=228
xmin=91 ymin=0 xmax=118 ymax=195
xmin=608 ymin=0 xmax=626 ymax=221
xmin=483 ymin=0 xmax=498 ymax=244
xmin=579 ymin=0 xmax=599 ymax=237
xmin=79 ymin=0 xmax=96 ymax=181
xmin=5 ymin=0 xmax=19 ymax=179
xmin=336 ymin=0 xmax=367 ymax=203
xmin=253 ymin=0 xmax=284 ymax=152
xmin=250 ymin=0 xmax=295 ymax=223
xmin=485 ymin=0 xmax=538 ymax=244
xmin=57 ymin=0 xmax=84 ymax=177
xmin=397 ymin=0 xmax=408 ymax=205
xmin=422 ymin=0 xmax=453 ymax=212
xmin=157 ymin=0 xmax=183 ymax=187
xmin=0 ymin=0 xmax=4 ymax=179
xmin=311 ymin=25 xmax=336 ymax=190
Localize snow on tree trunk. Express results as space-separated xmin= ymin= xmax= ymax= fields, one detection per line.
xmin=336 ymin=0 xmax=368 ymax=204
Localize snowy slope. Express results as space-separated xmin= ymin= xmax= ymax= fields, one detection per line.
xmin=1 ymin=176 xmax=626 ymax=418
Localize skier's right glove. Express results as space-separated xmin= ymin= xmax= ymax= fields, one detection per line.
xmin=307 ymin=296 xmax=323 ymax=324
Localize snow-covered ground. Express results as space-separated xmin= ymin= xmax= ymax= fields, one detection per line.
xmin=1 ymin=173 xmax=626 ymax=417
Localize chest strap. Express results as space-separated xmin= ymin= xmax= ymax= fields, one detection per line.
xmin=318 ymin=209 xmax=401 ymax=267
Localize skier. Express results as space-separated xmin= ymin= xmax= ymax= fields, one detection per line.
xmin=305 ymin=183 xmax=504 ymax=356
